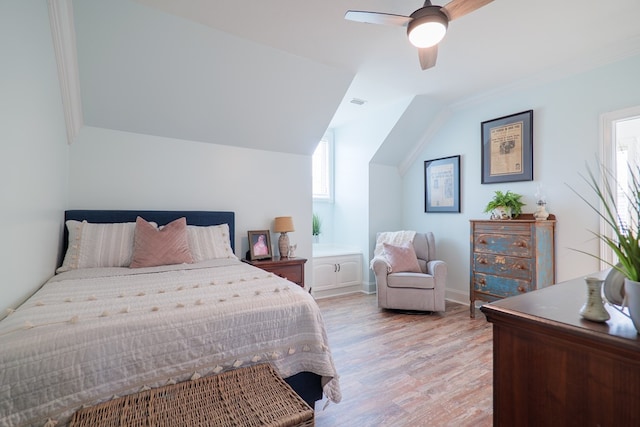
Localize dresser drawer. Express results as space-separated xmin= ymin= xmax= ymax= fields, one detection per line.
xmin=268 ymin=264 xmax=303 ymax=285
xmin=472 ymin=273 xmax=532 ymax=298
xmin=473 ymin=222 xmax=532 ymax=235
xmin=473 ymin=232 xmax=532 ymax=258
xmin=473 ymin=253 xmax=532 ymax=280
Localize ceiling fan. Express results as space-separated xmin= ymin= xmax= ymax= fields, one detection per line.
xmin=345 ymin=0 xmax=494 ymax=70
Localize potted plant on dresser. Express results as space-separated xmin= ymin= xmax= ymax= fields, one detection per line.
xmin=484 ymin=190 xmax=525 ymax=220
xmin=570 ymin=163 xmax=640 ymax=332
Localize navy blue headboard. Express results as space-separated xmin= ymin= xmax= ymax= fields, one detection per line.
xmin=63 ymin=210 xmax=235 ymax=254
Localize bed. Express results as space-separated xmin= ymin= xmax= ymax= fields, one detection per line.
xmin=0 ymin=210 xmax=340 ymax=427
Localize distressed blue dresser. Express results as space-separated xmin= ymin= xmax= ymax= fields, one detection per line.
xmin=470 ymin=214 xmax=556 ymax=318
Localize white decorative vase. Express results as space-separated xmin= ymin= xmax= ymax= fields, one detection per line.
xmin=579 ymin=276 xmax=610 ymax=322
xmin=534 ymin=202 xmax=549 ymax=221
xmin=623 ymin=278 xmax=640 ymax=333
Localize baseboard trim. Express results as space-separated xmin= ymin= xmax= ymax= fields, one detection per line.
xmin=445 ymin=288 xmax=469 ymax=306
xmin=312 ymin=282 xmax=471 ymax=307
xmin=312 ymin=285 xmax=363 ymax=300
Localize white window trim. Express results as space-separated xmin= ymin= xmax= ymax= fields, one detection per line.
xmin=600 ymin=105 xmax=640 ymax=269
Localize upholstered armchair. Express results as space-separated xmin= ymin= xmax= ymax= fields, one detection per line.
xmin=372 ymin=231 xmax=447 ymax=312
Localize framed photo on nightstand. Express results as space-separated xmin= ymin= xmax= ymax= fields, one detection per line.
xmin=248 ymin=230 xmax=272 ymax=260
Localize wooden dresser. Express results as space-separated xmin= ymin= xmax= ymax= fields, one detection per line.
xmin=470 ymin=214 xmax=556 ymax=317
xmin=481 ymin=275 xmax=640 ymax=426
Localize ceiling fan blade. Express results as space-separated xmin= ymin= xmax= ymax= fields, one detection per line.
xmin=442 ymin=0 xmax=493 ymax=21
xmin=344 ymin=10 xmax=412 ymax=27
xmin=418 ymin=45 xmax=438 ymax=70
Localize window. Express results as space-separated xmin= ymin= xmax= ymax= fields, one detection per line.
xmin=313 ymin=134 xmax=334 ymax=202
xmin=600 ymin=107 xmax=640 ymax=268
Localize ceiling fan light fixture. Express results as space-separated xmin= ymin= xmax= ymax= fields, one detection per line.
xmin=407 ymin=7 xmax=449 ymax=48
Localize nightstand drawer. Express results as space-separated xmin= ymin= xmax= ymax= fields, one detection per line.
xmin=242 ymin=257 xmax=307 ymax=288
xmin=269 ymin=264 xmax=303 ymax=284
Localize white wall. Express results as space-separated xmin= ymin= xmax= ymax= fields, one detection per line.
xmin=401 ymin=54 xmax=640 ymax=303
xmin=312 ymin=201 xmax=334 ymax=244
xmin=329 ymin=99 xmax=411 ymax=286
xmin=0 ymin=1 xmax=69 ymax=317
xmin=69 ymin=127 xmax=313 ymax=281
xmin=368 ymin=163 xmax=403 ymax=286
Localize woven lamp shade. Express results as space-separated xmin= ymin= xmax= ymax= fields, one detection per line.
xmin=274 ymin=217 xmax=295 ymax=233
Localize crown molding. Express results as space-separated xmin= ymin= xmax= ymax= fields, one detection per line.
xmin=48 ymin=0 xmax=83 ymax=144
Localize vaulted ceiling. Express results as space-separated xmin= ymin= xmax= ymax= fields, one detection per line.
xmin=73 ymin=0 xmax=640 ymax=158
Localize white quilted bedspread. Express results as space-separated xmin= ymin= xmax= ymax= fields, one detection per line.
xmin=0 ymin=259 xmax=340 ymax=427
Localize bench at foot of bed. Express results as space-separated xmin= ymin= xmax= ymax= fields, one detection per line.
xmin=70 ymin=364 xmax=315 ymax=427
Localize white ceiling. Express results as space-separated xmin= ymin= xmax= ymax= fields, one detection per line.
xmin=73 ymin=1 xmax=640 ymax=159
xmin=134 ymin=0 xmax=640 ymax=128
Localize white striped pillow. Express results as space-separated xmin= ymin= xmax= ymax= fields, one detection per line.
xmin=187 ymin=223 xmax=236 ymax=262
xmin=57 ymin=220 xmax=139 ymax=273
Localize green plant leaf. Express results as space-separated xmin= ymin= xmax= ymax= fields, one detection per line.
xmin=312 ymin=213 xmax=322 ymax=236
xmin=484 ymin=190 xmax=526 ymax=217
xmin=568 ymin=162 xmax=640 ymax=281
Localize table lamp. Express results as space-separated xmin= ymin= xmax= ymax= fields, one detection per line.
xmin=274 ymin=216 xmax=294 ymax=258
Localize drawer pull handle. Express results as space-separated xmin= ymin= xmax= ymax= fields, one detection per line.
xmin=514 ymin=241 xmax=527 ymax=248
xmin=479 ymin=278 xmax=486 ymax=286
xmin=478 ymin=239 xmax=487 ymax=244
xmin=478 ymin=258 xmax=487 ymax=264
xmin=517 ymin=286 xmax=525 ymax=293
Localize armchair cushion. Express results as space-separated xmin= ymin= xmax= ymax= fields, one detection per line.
xmin=387 ymin=272 xmax=435 ymax=290
xmin=382 ymin=243 xmax=421 ymax=273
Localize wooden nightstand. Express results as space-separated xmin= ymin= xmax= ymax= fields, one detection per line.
xmin=242 ymin=257 xmax=307 ymax=288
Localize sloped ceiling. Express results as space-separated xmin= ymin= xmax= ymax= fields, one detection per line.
xmin=73 ymin=0 xmax=353 ymax=155
xmin=73 ymin=0 xmax=640 ymax=159
xmin=133 ymin=0 xmax=640 ymax=125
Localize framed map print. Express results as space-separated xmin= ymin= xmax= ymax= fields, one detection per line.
xmin=424 ymin=155 xmax=461 ymax=213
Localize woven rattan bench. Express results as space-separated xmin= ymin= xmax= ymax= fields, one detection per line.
xmin=70 ymin=364 xmax=314 ymax=427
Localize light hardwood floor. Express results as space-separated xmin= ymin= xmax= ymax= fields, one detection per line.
xmin=313 ymin=293 xmax=493 ymax=427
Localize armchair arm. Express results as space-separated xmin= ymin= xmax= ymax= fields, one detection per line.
xmin=372 ymin=258 xmax=390 ymax=285
xmin=372 ymin=257 xmax=390 ymax=306
xmin=427 ymin=260 xmax=447 ymax=285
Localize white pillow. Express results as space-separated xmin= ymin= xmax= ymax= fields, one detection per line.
xmin=57 ymin=220 xmax=139 ymax=273
xmin=187 ymin=223 xmax=236 ymax=262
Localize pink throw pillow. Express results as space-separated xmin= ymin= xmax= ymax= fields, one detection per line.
xmin=383 ymin=243 xmax=422 ymax=273
xmin=130 ymin=217 xmax=193 ymax=268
